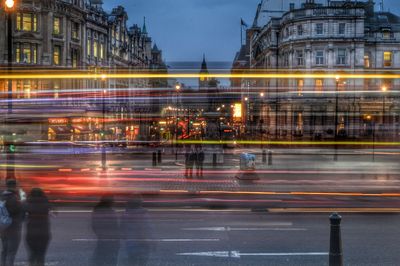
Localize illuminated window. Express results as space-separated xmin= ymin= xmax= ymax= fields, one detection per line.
xmin=15 ymin=46 xmax=20 ymax=63
xmin=15 ymin=44 xmax=37 ymax=64
xmin=364 ymin=55 xmax=370 ymax=68
xmin=315 ymin=50 xmax=324 ymax=65
xmin=22 ymin=45 xmax=31 ymax=63
xmin=383 ymin=51 xmax=392 ymax=67
xmin=93 ymin=40 xmax=98 ymax=58
xmin=53 ymin=17 xmax=61 ymax=35
xmin=33 ymin=46 xmax=37 ymax=64
xmin=315 ymin=79 xmax=323 ymax=92
xmin=100 ymin=43 xmax=104 ymax=59
xmin=53 ymin=46 xmax=61 ymax=65
xmin=72 ymin=50 xmax=78 ymax=68
xmin=16 ymin=13 xmax=38 ymax=32
xmin=87 ymin=38 xmax=91 ymax=57
xmin=297 ymin=79 xmax=304 ymax=96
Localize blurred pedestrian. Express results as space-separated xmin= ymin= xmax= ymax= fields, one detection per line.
xmin=24 ymin=188 xmax=51 ymax=266
xmin=120 ymin=196 xmax=152 ymax=266
xmin=184 ymin=145 xmax=190 ymax=177
xmin=1 ymin=179 xmax=24 ymax=266
xmin=188 ymin=145 xmax=197 ymax=178
xmin=90 ymin=195 xmax=120 ymax=266
xmin=195 ymin=145 xmax=205 ymax=177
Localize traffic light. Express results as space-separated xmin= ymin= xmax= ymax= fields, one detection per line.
xmin=8 ymin=144 xmax=15 ymax=153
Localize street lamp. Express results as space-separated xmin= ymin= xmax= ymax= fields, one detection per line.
xmin=5 ymin=0 xmax=15 ymax=179
xmin=101 ymin=89 xmax=107 ymax=171
xmin=174 ymin=82 xmax=180 ymax=161
xmin=381 ymin=86 xmax=387 ymax=138
xmin=334 ymin=76 xmax=340 ymax=161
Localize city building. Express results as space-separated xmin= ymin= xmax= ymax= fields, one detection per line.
xmin=232 ymin=0 xmax=400 ymax=141
xmin=0 ymin=0 xmax=167 ymax=142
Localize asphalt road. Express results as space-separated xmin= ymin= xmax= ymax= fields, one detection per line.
xmin=12 ymin=209 xmax=400 ymax=266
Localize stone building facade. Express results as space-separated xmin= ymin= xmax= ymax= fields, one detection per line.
xmin=233 ymin=0 xmax=400 ymax=141
xmin=0 ymin=0 xmax=166 ymax=142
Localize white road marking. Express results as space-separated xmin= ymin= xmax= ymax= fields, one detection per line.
xmin=72 ymin=238 xmax=220 ymax=242
xmin=177 ymin=251 xmax=328 ymax=258
xmin=182 ymin=226 xmax=306 ymax=231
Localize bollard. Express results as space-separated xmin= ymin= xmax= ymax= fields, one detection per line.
xmin=262 ymin=150 xmax=267 ymax=163
xmin=212 ymin=153 xmax=217 ymax=167
xmin=268 ymin=150 xmax=272 ymax=165
xmin=152 ymin=152 xmax=157 ymax=167
xmin=329 ymin=213 xmax=343 ymax=266
xmin=157 ymin=150 xmax=162 ymax=163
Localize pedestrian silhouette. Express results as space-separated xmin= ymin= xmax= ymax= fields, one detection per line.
xmin=120 ymin=196 xmax=152 ymax=266
xmin=24 ymin=188 xmax=51 ymax=266
xmin=195 ymin=145 xmax=205 ymax=177
xmin=90 ymin=195 xmax=120 ymax=266
xmin=184 ymin=145 xmax=190 ymax=177
xmin=1 ymin=179 xmax=24 ymax=266
xmin=187 ymin=145 xmax=197 ymax=178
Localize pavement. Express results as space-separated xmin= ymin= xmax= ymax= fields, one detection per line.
xmin=11 ymin=209 xmax=400 ymax=265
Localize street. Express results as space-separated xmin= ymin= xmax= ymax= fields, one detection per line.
xmin=10 ymin=209 xmax=400 ymax=266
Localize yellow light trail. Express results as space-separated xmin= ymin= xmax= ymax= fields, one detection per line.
xmin=1 ymin=72 xmax=400 ymax=80
xmin=0 ymin=164 xmax=57 ymax=169
xmin=175 ymin=140 xmax=400 ymax=146
xmin=198 ymin=191 xmax=400 ymax=197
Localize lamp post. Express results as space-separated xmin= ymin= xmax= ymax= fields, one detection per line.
xmin=175 ymin=82 xmax=180 ymax=161
xmin=381 ymin=86 xmax=387 ymax=139
xmin=334 ymin=76 xmax=340 ymax=162
xmin=5 ymin=0 xmax=15 ymax=179
xmin=101 ymin=89 xmax=107 ymax=171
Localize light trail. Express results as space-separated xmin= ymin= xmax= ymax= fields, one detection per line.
xmin=1 ymin=72 xmax=400 ymax=80
xmin=176 ymin=139 xmax=400 ymax=146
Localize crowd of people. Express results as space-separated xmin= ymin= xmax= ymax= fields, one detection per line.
xmin=1 ymin=179 xmax=51 ymax=266
xmin=184 ymin=145 xmax=205 ymax=178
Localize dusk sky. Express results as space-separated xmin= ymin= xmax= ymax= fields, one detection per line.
xmin=103 ymin=0 xmax=400 ymax=67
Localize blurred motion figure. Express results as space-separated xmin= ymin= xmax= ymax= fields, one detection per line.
xmin=1 ymin=179 xmax=24 ymax=266
xmin=24 ymin=188 xmax=51 ymax=266
xmin=91 ymin=196 xmax=120 ymax=266
xmin=120 ymin=196 xmax=152 ymax=266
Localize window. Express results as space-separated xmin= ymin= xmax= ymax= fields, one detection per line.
xmin=93 ymin=40 xmax=98 ymax=58
xmin=72 ymin=22 xmax=80 ymax=40
xmin=16 ymin=13 xmax=38 ymax=32
xmin=338 ymin=23 xmax=346 ymax=35
xmin=315 ymin=50 xmax=324 ymax=65
xmin=364 ymin=55 xmax=370 ymax=68
xmin=72 ymin=50 xmax=78 ymax=68
xmin=382 ymin=30 xmax=391 ymax=39
xmin=15 ymin=43 xmax=37 ymax=64
xmin=315 ymin=79 xmax=323 ymax=92
xmin=100 ymin=43 xmax=104 ymax=59
xmin=337 ymin=49 xmax=346 ymax=65
xmin=297 ymin=25 xmax=303 ymax=36
xmin=16 ymin=46 xmax=20 ymax=63
xmin=53 ymin=17 xmax=61 ymax=35
xmin=87 ymin=38 xmax=91 ymax=57
xmin=383 ymin=51 xmax=392 ymax=67
xmin=53 ymin=46 xmax=61 ymax=65
xmin=87 ymin=39 xmax=92 ymax=57
xmin=297 ymin=79 xmax=304 ymax=96
xmin=316 ymin=23 xmax=323 ymax=35
xmin=296 ymin=50 xmax=304 ymax=66
xmin=22 ymin=45 xmax=31 ymax=63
